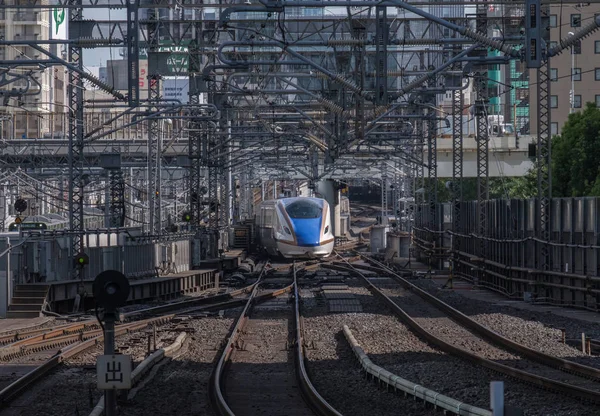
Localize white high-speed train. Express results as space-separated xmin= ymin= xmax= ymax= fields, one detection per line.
xmin=256 ymin=197 xmax=334 ymax=258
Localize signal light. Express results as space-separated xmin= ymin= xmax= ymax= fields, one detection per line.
xmin=14 ymin=198 xmax=27 ymax=213
xmin=93 ymin=270 xmax=130 ymax=309
xmin=74 ymin=252 xmax=89 ymax=267
xmin=182 ymin=212 xmax=192 ymax=222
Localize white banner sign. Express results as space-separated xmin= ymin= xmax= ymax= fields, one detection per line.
xmin=162 ymin=78 xmax=189 ymax=104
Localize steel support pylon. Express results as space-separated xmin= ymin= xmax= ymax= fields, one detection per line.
xmin=188 ymin=38 xmax=203 ymax=227
xmin=452 ymin=89 xmax=464 ymax=234
xmin=238 ymin=171 xmax=250 ymax=221
xmin=68 ymin=0 xmax=85 ymax=281
xmin=126 ymin=0 xmax=140 ymax=107
xmin=414 ymin=116 xmax=425 ymax=236
xmin=109 ymin=169 xmax=126 ymax=228
xmin=353 ymin=22 xmax=366 ymax=148
xmin=537 ymin=8 xmax=552 ymax=287
xmin=393 ymin=160 xmax=400 ymax=228
xmin=475 ymin=4 xmax=489 ymax=253
xmin=427 ymin=117 xmax=437 ymax=231
xmin=375 ymin=6 xmax=388 ymax=105
xmin=147 ymin=9 xmax=161 ymax=235
xmin=537 ymin=64 xmax=551 ymax=249
xmin=381 ymin=162 xmax=388 ymax=223
xmin=400 ymin=158 xmax=414 ymax=233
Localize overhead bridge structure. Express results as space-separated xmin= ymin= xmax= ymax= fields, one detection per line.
xmin=0 ymin=0 xmax=599 ymax=314
xmin=0 ymin=135 xmax=535 ymax=177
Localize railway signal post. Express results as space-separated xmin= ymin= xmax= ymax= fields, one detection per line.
xmin=93 ymin=270 xmax=131 ymax=416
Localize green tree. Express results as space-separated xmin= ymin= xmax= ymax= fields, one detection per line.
xmin=424 ymin=178 xmax=479 ymax=203
xmin=551 ymin=102 xmax=600 ymax=197
xmin=430 ymin=174 xmax=538 ymax=202
xmin=489 ymin=169 xmax=538 ymax=199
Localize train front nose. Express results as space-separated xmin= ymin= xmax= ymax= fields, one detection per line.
xmin=292 ymin=219 xmax=321 ymax=247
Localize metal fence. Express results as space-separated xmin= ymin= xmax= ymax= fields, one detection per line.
xmin=4 ymin=231 xmax=192 ymax=284
xmin=414 ymin=197 xmax=600 ymax=312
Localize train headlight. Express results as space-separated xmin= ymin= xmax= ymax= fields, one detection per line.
xmin=324 ymin=225 xmax=329 ymax=234
xmin=283 ymin=226 xmax=291 ymax=235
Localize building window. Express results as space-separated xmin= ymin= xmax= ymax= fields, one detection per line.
xmin=549 ymin=15 xmax=557 ymax=27
xmin=573 ymin=68 xmax=582 ymax=81
xmin=596 ymin=41 xmax=600 ymax=54
xmin=551 ymin=122 xmax=558 ymax=136
xmin=549 ymin=41 xmax=558 ymax=50
xmin=574 ymin=95 xmax=582 ymax=108
xmin=596 ymin=68 xmax=600 ymax=81
xmin=596 ymin=95 xmax=600 ymax=107
xmin=551 ymin=95 xmax=558 ymax=108
xmin=571 ymin=14 xmax=581 ymax=27
xmin=515 ymin=60 xmax=524 ymax=73
xmin=550 ymin=68 xmax=558 ymax=81
xmin=572 ymin=40 xmax=581 ymax=54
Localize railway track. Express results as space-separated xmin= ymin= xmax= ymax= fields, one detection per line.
xmin=0 ymin=284 xmax=261 ymax=364
xmin=0 ymin=314 xmax=175 ymax=409
xmin=0 ymin=263 xmax=277 ymax=409
xmin=210 ymin=264 xmax=341 ymax=416
xmin=0 ymin=277 xmax=262 ymax=359
xmin=0 ymin=320 xmax=99 ymax=347
xmin=359 ymin=256 xmax=600 ymax=378
xmin=0 ymin=256 xmax=358 ymax=413
xmin=329 ymin=254 xmax=600 ymax=405
xmin=121 ymin=260 xmax=273 ymax=320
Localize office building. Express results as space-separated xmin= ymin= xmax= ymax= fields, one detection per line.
xmin=530 ymin=4 xmax=600 ymax=136
xmin=0 ymin=1 xmax=67 ymax=139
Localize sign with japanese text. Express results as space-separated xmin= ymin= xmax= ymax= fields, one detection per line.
xmin=163 ymin=77 xmax=189 ymax=104
xmin=97 ymin=355 xmax=132 ymax=390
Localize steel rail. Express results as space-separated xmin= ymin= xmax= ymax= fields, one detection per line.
xmin=0 ymin=315 xmax=175 ymax=408
xmin=0 ymin=327 xmax=106 ymax=361
xmin=0 ymin=281 xmax=262 ymax=357
xmin=120 ymin=284 xmax=257 ymax=320
xmin=269 ymin=254 xmax=360 ymax=273
xmin=119 ymin=259 xmax=269 ymax=320
xmin=360 ymin=255 xmax=600 ymax=382
xmin=292 ymin=262 xmax=343 ymax=416
xmin=209 ymin=262 xmax=339 ymax=415
xmin=326 ymin=257 xmax=600 ymax=404
xmin=0 ymin=321 xmax=98 ymax=346
xmin=208 ymin=264 xmax=292 ymax=415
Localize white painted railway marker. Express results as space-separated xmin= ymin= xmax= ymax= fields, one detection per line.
xmin=97 ymin=355 xmax=132 ymax=390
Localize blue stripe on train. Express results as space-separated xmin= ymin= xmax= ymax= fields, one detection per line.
xmin=290 ymin=217 xmax=322 ymax=247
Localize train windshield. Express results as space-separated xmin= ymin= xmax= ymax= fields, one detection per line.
xmin=285 ymin=200 xmax=321 ymax=219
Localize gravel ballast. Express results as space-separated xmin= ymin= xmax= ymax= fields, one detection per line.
xmin=120 ymin=315 xmax=236 ymax=416
xmin=0 ymin=316 xmax=235 ymax=416
xmin=412 ymin=278 xmax=600 ymax=368
xmin=305 ymin=276 xmax=600 ymax=415
xmin=302 ymin=282 xmax=438 ymax=416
